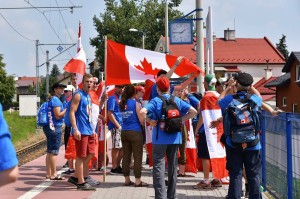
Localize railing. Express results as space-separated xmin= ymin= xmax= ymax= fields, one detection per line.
xmin=261 ymin=111 xmax=300 ymax=199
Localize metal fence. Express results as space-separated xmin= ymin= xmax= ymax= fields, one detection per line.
xmin=261 ymin=111 xmax=300 ymax=199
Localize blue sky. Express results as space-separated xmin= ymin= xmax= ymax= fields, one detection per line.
xmin=0 ymin=0 xmax=299 ymax=78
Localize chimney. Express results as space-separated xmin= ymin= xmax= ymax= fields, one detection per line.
xmin=224 ymin=28 xmax=236 ymax=41
xmin=213 ymin=33 xmax=216 ymax=41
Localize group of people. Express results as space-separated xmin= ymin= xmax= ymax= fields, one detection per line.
xmin=0 ymin=54 xmax=282 ymax=199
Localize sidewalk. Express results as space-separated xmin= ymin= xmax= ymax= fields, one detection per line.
xmin=89 ymin=149 xmax=229 ymax=199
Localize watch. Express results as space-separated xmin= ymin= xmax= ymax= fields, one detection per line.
xmin=170 ymin=21 xmax=193 ymax=44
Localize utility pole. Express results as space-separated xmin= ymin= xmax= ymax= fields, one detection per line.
xmin=196 ymin=0 xmax=205 ymax=94
xmin=165 ymin=0 xmax=169 ymax=54
xmin=46 ymin=50 xmax=49 ymax=97
xmin=35 ymin=40 xmax=40 ymax=106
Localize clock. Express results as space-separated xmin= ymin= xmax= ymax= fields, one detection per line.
xmin=170 ymin=21 xmax=193 ymax=44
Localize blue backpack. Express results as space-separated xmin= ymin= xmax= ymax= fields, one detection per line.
xmin=224 ymin=94 xmax=261 ymax=146
xmin=37 ymin=101 xmax=49 ymax=126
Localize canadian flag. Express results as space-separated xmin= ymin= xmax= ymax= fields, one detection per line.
xmin=64 ymin=21 xmax=86 ymax=86
xmin=184 ymin=120 xmax=197 ymax=173
xmin=106 ymin=40 xmax=204 ymax=86
xmin=200 ymin=91 xmax=228 ymax=179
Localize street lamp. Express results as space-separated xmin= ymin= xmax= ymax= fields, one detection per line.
xmin=129 ymin=28 xmax=145 ymax=49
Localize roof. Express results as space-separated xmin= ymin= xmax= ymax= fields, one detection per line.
xmin=254 ymin=77 xmax=277 ymax=94
xmin=264 ymin=73 xmax=290 ymax=87
xmin=18 ymin=76 xmax=40 ymax=85
xmin=17 ymin=79 xmax=34 ymax=87
xmin=282 ymin=51 xmax=300 ymax=72
xmin=166 ymin=36 xmax=286 ymax=64
xmin=261 ymin=95 xmax=275 ymax=101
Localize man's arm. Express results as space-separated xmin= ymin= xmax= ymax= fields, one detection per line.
xmin=218 ymin=77 xmax=235 ymax=100
xmin=181 ymin=106 xmax=197 ymax=123
xmin=174 ymin=72 xmax=198 ymax=91
xmin=0 ymin=166 xmax=18 ymax=187
xmin=165 ymin=56 xmax=183 ymax=79
xmin=70 ymin=93 xmax=80 ymax=140
xmin=107 ymin=110 xmax=121 ymax=129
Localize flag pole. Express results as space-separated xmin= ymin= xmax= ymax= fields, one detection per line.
xmin=103 ymin=36 xmax=108 ymax=182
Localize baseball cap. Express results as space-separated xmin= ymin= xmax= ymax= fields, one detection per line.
xmin=64 ymin=85 xmax=75 ymax=92
xmin=156 ymin=77 xmax=170 ymax=92
xmin=52 ymin=83 xmax=66 ymax=90
xmin=135 ymin=86 xmax=145 ymax=93
xmin=204 ymin=74 xmax=217 ymax=91
xmin=236 ymin=72 xmax=253 ymax=87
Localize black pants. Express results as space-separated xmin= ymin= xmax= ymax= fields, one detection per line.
xmin=64 ymin=126 xmax=71 ymax=150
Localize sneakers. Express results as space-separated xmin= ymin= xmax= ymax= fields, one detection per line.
xmin=211 ymin=179 xmax=223 ymax=187
xmin=98 ymin=166 xmax=110 ymax=173
xmin=62 ymin=169 xmax=75 ymax=175
xmin=68 ymin=176 xmax=78 ymax=186
xmin=85 ymin=176 xmax=100 ymax=186
xmin=110 ymin=166 xmax=123 ymax=175
xmin=77 ymin=182 xmax=96 ymax=191
xmin=193 ymin=180 xmax=212 ymax=189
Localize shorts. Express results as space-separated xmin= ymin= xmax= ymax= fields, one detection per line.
xmin=197 ymin=132 xmax=210 ymax=159
xmin=43 ymin=125 xmax=62 ymax=155
xmin=111 ymin=127 xmax=122 ymax=149
xmin=75 ymin=135 xmax=96 ymax=158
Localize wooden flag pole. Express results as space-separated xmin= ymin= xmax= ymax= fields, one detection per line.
xmin=103 ymin=36 xmax=108 ymax=182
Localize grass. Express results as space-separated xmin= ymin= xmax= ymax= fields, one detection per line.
xmin=3 ymin=110 xmax=38 ymax=146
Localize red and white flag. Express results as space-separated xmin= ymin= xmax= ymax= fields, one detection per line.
xmin=184 ymin=120 xmax=197 ymax=173
xmin=64 ymin=20 xmax=86 ymax=86
xmin=200 ymin=91 xmax=228 ymax=179
xmin=106 ymin=40 xmax=204 ymax=86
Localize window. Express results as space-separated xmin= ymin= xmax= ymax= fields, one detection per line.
xmin=282 ymin=97 xmax=287 ymax=107
xmin=293 ymin=104 xmax=298 ymax=113
xmin=296 ymin=65 xmax=300 ymax=81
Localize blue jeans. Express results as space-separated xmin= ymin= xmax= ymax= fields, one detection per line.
xmin=43 ymin=125 xmax=62 ymax=155
xmin=152 ymin=144 xmax=179 ymax=199
xmin=226 ymin=145 xmax=262 ymax=199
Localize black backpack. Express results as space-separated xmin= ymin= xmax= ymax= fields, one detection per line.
xmin=158 ymin=96 xmax=182 ymax=134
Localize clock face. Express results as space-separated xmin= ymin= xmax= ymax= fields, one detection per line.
xmin=170 ymin=21 xmax=193 ymax=44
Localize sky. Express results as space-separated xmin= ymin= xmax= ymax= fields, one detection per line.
xmin=0 ymin=0 xmax=299 ymax=78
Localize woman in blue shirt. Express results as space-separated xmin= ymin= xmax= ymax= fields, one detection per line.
xmin=119 ymin=84 xmax=147 ymax=187
xmin=43 ymin=83 xmax=66 ymax=180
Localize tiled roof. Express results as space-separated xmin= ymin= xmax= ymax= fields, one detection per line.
xmin=282 ymin=51 xmax=300 ymax=72
xmin=167 ymin=36 xmax=286 ymax=64
xmin=18 ymin=76 xmax=40 ymax=85
xmin=254 ymin=77 xmax=277 ymax=94
xmin=264 ymin=73 xmax=290 ymax=87
xmin=261 ymin=95 xmax=275 ymax=101
xmin=17 ymin=80 xmax=34 ymax=87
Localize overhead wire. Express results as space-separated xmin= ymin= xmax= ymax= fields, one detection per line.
xmin=55 ymin=0 xmax=74 ymax=43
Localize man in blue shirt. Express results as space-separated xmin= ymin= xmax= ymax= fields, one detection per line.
xmin=218 ymin=73 xmax=262 ymax=199
xmin=0 ymin=103 xmax=18 ymax=187
xmin=141 ymin=77 xmax=197 ymax=199
xmin=107 ymin=85 xmax=124 ymax=174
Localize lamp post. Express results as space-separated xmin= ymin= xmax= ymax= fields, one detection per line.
xmin=129 ymin=28 xmax=145 ymax=49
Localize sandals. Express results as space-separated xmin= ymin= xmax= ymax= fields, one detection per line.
xmin=124 ymin=181 xmax=134 ymax=186
xmin=135 ymin=181 xmax=149 ymax=187
xmin=50 ymin=174 xmax=65 ymax=180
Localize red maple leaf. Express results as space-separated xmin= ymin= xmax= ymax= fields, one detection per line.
xmin=135 ymin=58 xmax=160 ymax=76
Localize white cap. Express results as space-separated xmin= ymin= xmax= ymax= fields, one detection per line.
xmin=64 ymin=85 xmax=75 ymax=92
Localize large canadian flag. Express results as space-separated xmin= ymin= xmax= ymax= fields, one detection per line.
xmin=184 ymin=120 xmax=197 ymax=173
xmin=200 ymin=91 xmax=228 ymax=179
xmin=106 ymin=40 xmax=204 ymax=86
xmin=64 ymin=21 xmax=86 ymax=86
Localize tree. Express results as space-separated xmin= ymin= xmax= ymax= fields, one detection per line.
xmin=276 ymin=34 xmax=289 ymax=60
xmin=50 ymin=64 xmax=61 ymax=80
xmin=90 ymin=0 xmax=183 ymax=73
xmin=0 ymin=54 xmax=15 ymax=105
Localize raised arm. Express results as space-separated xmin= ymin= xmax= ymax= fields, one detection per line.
xmin=165 ymin=56 xmax=183 ymax=79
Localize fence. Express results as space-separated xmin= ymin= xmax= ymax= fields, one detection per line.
xmin=261 ymin=111 xmax=300 ymax=199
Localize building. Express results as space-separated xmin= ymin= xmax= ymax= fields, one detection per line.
xmin=265 ymin=52 xmax=300 ymax=113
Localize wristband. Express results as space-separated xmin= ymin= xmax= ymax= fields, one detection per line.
xmin=73 ymin=128 xmax=78 ymax=132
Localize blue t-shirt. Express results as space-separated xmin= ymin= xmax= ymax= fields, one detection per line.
xmin=72 ymin=89 xmax=93 ymax=135
xmin=121 ymin=99 xmax=142 ymax=133
xmin=150 ymin=84 xmax=175 ymax=100
xmin=145 ymin=94 xmax=191 ymax=144
xmin=186 ymin=94 xmax=200 ymax=124
xmin=50 ymin=96 xmax=64 ymax=126
xmin=0 ymin=103 xmax=19 ymax=171
xmin=107 ymin=93 xmax=123 ymax=130
xmin=218 ymin=91 xmax=262 ymax=150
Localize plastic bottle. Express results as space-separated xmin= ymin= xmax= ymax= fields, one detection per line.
xmin=160 ymin=114 xmax=165 ymax=131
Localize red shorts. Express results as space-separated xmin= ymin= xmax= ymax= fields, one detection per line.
xmin=75 ymin=135 xmax=96 ymax=158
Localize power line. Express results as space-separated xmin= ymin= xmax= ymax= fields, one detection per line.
xmin=55 ymin=0 xmax=74 ymax=43
xmin=0 ymin=12 xmax=35 ymax=41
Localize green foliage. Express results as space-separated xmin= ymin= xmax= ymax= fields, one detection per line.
xmin=0 ymin=54 xmax=16 ymax=105
xmin=27 ymin=84 xmax=36 ymax=94
xmin=50 ymin=64 xmax=61 ymax=79
xmin=3 ymin=110 xmax=36 ymax=145
xmin=276 ymin=34 xmax=289 ymax=60
xmin=39 ymin=76 xmax=56 ymax=102
xmin=90 ymin=0 xmax=183 ymax=73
